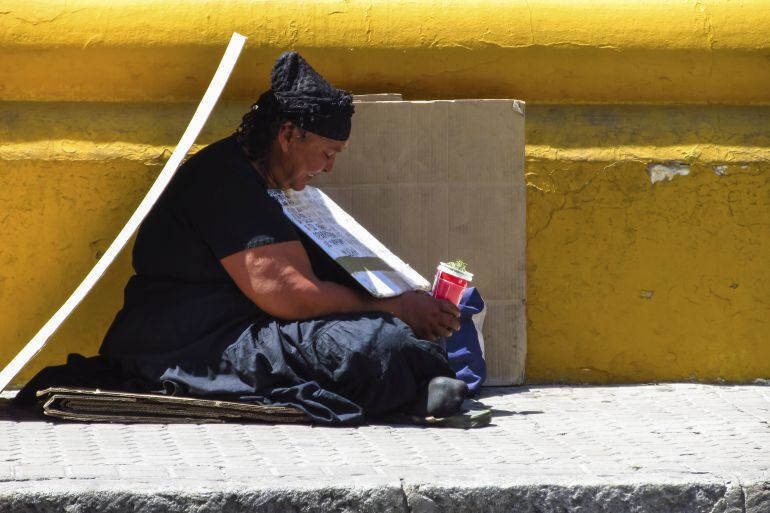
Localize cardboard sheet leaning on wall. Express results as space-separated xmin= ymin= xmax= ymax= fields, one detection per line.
xmin=312 ymin=98 xmax=527 ymax=385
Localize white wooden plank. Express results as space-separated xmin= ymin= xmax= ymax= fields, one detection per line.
xmin=0 ymin=33 xmax=247 ymax=391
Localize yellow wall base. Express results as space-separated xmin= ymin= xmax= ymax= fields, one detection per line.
xmin=527 ymin=160 xmax=770 ymax=383
xmin=1 ymin=102 xmax=768 ymax=386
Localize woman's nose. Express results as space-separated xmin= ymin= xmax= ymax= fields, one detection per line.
xmin=324 ymin=155 xmax=336 ymax=173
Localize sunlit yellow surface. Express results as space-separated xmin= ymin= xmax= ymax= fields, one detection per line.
xmin=525 ymin=107 xmax=770 ymax=383
xmin=0 ymin=1 xmax=768 ymax=386
xmin=0 ymin=0 xmax=768 ymax=102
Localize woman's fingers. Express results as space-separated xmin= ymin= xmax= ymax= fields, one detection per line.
xmin=426 ymin=314 xmax=459 ymax=341
xmin=437 ymin=299 xmax=461 ymax=318
xmin=406 ymin=294 xmax=463 ymax=342
xmin=439 ymin=311 xmax=461 ymax=332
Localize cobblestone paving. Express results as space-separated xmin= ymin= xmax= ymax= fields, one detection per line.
xmin=1 ymin=383 xmax=769 ymax=487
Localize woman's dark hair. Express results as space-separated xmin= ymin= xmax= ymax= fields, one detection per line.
xmin=235 ymin=91 xmax=288 ymax=167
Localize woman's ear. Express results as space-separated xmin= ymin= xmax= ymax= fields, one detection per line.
xmin=277 ymin=121 xmax=295 ymax=152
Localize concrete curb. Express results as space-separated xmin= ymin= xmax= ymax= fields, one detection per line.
xmin=1 ymin=478 xmax=768 ymax=513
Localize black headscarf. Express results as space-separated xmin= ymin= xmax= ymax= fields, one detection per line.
xmin=256 ymin=51 xmax=354 ymax=141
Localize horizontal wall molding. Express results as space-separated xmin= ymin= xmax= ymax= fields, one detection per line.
xmin=1 ymin=1 xmax=769 ymax=103
xmin=2 ymin=102 xmax=767 ymax=165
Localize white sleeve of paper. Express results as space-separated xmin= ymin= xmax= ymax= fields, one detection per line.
xmin=268 ymin=187 xmax=431 ymax=297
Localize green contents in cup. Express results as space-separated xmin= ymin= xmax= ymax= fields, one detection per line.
xmin=445 ymin=259 xmax=470 ymax=273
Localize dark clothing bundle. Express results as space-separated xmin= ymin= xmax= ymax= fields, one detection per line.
xmin=49 ymin=135 xmax=453 ymax=425
xmin=19 ymin=313 xmax=449 ymax=425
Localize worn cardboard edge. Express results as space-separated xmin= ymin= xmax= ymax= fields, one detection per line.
xmin=35 ymin=387 xmax=301 ymax=412
xmin=353 ymin=93 xmax=403 ymax=102
xmin=350 ymin=98 xmax=525 ymax=118
xmin=485 ymin=108 xmax=526 ymax=386
xmin=512 ymin=108 xmax=527 ymax=385
xmin=36 ymin=387 xmax=309 ymax=423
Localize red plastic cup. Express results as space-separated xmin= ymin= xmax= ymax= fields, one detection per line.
xmin=431 ymin=262 xmax=473 ymax=307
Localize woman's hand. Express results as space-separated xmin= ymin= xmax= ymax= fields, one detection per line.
xmin=384 ymin=291 xmax=461 ymax=341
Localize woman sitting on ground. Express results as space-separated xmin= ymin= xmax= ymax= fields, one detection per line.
xmin=93 ymin=51 xmax=468 ymax=424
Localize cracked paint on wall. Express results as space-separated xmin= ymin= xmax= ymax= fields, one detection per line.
xmin=647 ymin=162 xmax=690 ymax=184
xmin=526 ymin=157 xmax=770 ymax=383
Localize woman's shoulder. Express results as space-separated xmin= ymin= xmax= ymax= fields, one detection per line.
xmin=177 ymin=135 xmax=260 ymax=189
xmin=185 ymin=134 xmax=244 ymax=171
xmin=170 ymin=134 xmax=279 ymax=217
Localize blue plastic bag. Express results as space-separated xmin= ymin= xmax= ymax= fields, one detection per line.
xmin=443 ymin=287 xmax=487 ymax=394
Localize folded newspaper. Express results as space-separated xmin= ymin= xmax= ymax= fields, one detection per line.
xmin=268 ymin=187 xmax=430 ymax=297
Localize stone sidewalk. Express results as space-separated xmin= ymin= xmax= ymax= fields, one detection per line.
xmin=1 ymin=384 xmax=769 ymax=512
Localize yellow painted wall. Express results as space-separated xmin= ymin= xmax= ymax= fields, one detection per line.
xmin=526 ymin=105 xmax=770 ymax=383
xmin=2 ymin=0 xmax=769 ymax=103
xmin=1 ymin=1 xmax=768 ymax=386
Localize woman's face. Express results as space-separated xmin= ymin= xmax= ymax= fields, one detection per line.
xmin=274 ymin=124 xmax=346 ymax=191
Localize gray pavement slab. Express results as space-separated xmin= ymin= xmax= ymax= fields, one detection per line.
xmin=1 ymin=384 xmax=769 ymax=512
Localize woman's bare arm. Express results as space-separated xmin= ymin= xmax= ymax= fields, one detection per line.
xmin=221 ymin=240 xmax=376 ymax=319
xmin=220 ymin=240 xmax=460 ymax=339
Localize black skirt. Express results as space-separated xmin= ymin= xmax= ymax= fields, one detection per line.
xmin=18 ymin=313 xmax=454 ymax=425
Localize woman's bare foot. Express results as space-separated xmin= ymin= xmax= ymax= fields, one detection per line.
xmin=410 ymin=376 xmax=468 ymax=417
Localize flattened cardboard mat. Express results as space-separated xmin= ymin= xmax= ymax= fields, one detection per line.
xmin=29 ymin=388 xmax=493 ymax=428
xmin=35 ymin=387 xmax=309 ymax=424
xmin=314 ymin=99 xmax=526 ymax=385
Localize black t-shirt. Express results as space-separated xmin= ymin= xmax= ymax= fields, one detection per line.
xmin=100 ymin=134 xmax=356 ymax=360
